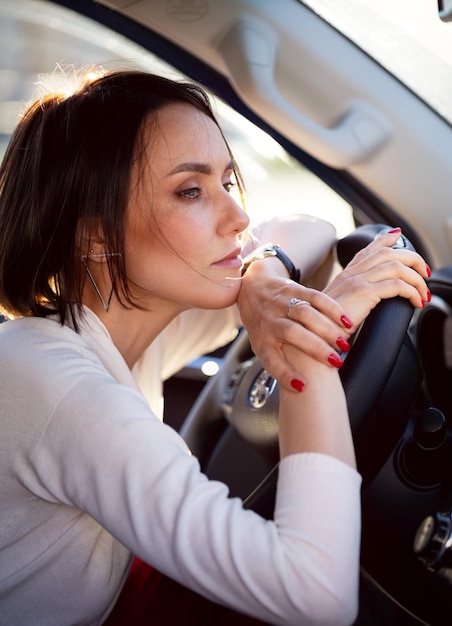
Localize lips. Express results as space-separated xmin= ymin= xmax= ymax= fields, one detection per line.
xmin=213 ymin=248 xmax=243 ymax=268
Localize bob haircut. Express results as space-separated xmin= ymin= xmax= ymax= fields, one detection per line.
xmin=0 ymin=69 xmax=244 ymax=328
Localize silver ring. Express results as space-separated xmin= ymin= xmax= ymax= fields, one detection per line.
xmin=288 ymin=297 xmax=311 ymax=318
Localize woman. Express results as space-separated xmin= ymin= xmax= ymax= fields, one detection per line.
xmin=0 ymin=70 xmax=430 ymax=625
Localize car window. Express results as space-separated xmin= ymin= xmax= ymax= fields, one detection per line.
xmin=302 ymin=0 xmax=452 ymax=125
xmin=0 ymin=0 xmax=354 ymax=238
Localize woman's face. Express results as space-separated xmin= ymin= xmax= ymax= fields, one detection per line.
xmin=125 ymin=102 xmax=250 ymax=311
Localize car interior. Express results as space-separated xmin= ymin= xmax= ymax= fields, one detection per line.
xmin=2 ymin=0 xmax=452 ymax=623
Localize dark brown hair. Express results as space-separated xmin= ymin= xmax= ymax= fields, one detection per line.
xmin=0 ymin=69 xmax=244 ymax=327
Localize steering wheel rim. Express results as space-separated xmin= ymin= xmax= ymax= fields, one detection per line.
xmin=180 ymin=225 xmax=415 ymax=505
xmin=340 ymin=295 xmax=413 ymax=434
xmin=336 ymin=224 xmax=415 ymax=434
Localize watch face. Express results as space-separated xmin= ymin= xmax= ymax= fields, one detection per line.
xmin=255 ymin=245 xmax=278 ymax=260
xmin=242 ymin=244 xmax=298 ymax=282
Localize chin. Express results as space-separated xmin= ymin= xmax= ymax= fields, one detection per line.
xmin=203 ymin=284 xmax=240 ymax=310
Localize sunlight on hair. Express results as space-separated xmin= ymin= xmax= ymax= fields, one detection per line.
xmin=32 ymin=63 xmax=106 ymax=102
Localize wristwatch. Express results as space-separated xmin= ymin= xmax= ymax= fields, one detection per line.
xmin=241 ymin=243 xmax=301 ymax=282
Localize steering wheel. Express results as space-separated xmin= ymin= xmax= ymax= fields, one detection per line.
xmin=180 ymin=224 xmax=416 ymax=514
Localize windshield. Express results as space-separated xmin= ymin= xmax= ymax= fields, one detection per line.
xmin=0 ymin=0 xmax=354 ymax=235
xmin=302 ymin=0 xmax=452 ymax=124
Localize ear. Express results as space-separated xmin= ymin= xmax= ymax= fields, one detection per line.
xmin=78 ymin=216 xmax=106 ymax=261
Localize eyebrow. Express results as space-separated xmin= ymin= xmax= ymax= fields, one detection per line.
xmin=167 ymin=160 xmax=234 ymax=177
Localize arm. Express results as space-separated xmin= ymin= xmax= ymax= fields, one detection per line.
xmin=37 ymin=354 xmax=360 ymax=626
xmin=11 ymin=315 xmax=359 ymax=625
xmin=244 ymin=213 xmax=337 ymax=288
xmin=238 ymin=214 xmax=355 ymax=390
xmin=279 ymin=344 xmax=355 ymax=467
xmin=239 ymin=224 xmax=430 ymax=391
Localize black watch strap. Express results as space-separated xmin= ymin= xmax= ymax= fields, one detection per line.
xmin=242 ymin=244 xmax=301 ymax=282
xmin=272 ymin=245 xmax=301 ymax=282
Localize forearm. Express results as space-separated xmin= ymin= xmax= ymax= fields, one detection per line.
xmin=247 ymin=214 xmax=337 ymax=286
xmin=237 ymin=213 xmax=353 ymax=393
xmin=278 ymin=345 xmax=356 ymax=469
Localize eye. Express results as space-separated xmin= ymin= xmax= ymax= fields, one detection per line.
xmin=223 ymin=169 xmax=238 ymax=193
xmin=223 ymin=181 xmax=236 ymax=193
xmin=179 ymin=187 xmax=201 ymax=200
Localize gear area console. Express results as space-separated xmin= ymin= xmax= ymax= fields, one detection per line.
xmin=345 ymin=240 xmax=452 ymax=625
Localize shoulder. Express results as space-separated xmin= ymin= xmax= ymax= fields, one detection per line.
xmin=0 ymin=316 xmax=102 ymax=371
xmin=0 ymin=317 xmax=114 ymax=419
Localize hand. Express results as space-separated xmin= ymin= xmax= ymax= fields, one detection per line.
xmin=237 ymin=259 xmax=355 ymax=392
xmin=238 ymin=229 xmax=430 ymax=393
xmin=324 ymin=229 xmax=431 ymax=327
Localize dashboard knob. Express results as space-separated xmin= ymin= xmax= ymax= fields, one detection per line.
xmin=413 ymin=407 xmax=447 ymax=450
xmin=414 ymin=511 xmax=452 ymax=569
xmin=398 ymin=408 xmax=449 ymax=485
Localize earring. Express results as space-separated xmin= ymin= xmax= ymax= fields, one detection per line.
xmin=81 ymin=252 xmax=121 ymax=313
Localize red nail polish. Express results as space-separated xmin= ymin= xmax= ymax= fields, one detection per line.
xmin=336 ymin=336 xmax=350 ymax=352
xmin=290 ymin=378 xmax=305 ymax=392
xmin=426 ymin=264 xmax=432 ymax=278
xmin=388 ymin=227 xmax=402 ymax=234
xmin=340 ymin=314 xmax=353 ymax=329
xmin=426 ymin=289 xmax=431 ymax=303
xmin=328 ymin=353 xmax=344 ymax=368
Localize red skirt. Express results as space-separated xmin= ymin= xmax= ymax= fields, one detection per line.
xmin=104 ymin=557 xmax=269 ymax=625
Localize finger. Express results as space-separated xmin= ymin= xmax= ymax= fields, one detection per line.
xmin=254 ymin=343 xmax=307 ymax=393
xmin=358 ymin=276 xmax=429 ymax=308
xmin=348 ymin=233 xmax=430 ymax=279
xmin=349 ymin=259 xmax=429 ymax=305
xmin=286 ymin=287 xmax=355 ymax=333
xmin=283 ymin=317 xmax=348 ymax=364
xmin=336 ymin=247 xmax=430 ymax=305
xmin=256 ymin=343 xmax=309 ymax=394
xmin=257 ymin=317 xmax=346 ymax=384
xmin=259 ymin=335 xmax=345 ymax=394
xmin=284 ymin=302 xmax=351 ymax=353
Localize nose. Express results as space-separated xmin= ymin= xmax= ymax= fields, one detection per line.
xmin=219 ymin=191 xmax=250 ymax=236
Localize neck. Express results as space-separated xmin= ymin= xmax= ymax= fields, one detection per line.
xmin=84 ymin=295 xmax=185 ymax=369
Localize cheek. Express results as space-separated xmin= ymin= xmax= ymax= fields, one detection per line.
xmin=124 ymin=206 xmax=162 ymax=278
xmin=126 ymin=212 xmax=152 ymax=255
xmin=125 ymin=213 xmax=186 ymax=277
xmin=126 ymin=190 xmax=213 ymax=271
xmin=158 ymin=211 xmax=213 ymax=263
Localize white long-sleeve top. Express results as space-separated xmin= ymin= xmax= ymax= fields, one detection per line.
xmin=0 ymin=308 xmax=361 ymax=626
